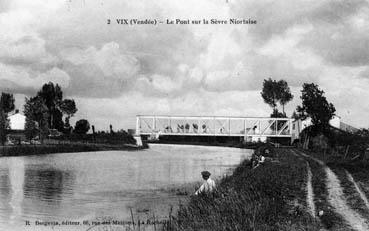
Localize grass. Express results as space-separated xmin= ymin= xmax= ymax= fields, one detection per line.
xmin=328 ymin=164 xmax=369 ymax=220
xmin=329 ymin=162 xmax=369 ymax=199
xmin=0 ymin=142 xmax=148 ymax=157
xmin=302 ymin=154 xmax=351 ymax=230
xmin=168 ymin=147 xmax=321 ymax=231
xmin=302 ymin=148 xmax=369 ymax=208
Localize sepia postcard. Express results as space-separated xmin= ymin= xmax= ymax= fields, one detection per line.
xmin=1 ymin=0 xmax=369 ymax=230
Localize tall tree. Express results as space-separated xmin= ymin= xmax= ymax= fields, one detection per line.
xmin=37 ymin=82 xmax=63 ymax=130
xmin=24 ymin=96 xmax=49 ymax=143
xmin=261 ymin=78 xmax=294 ymax=116
xmin=261 ymin=78 xmax=279 ymax=111
xmin=0 ymin=93 xmax=15 ymax=113
xmin=0 ymin=93 xmax=15 ymax=145
xmin=0 ymin=110 xmax=9 ymax=145
xmin=296 ymin=83 xmax=336 ymax=129
xmin=277 ymin=80 xmax=293 ymax=115
xmin=60 ymin=99 xmax=77 ymax=130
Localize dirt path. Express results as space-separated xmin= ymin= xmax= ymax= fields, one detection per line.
xmin=325 ymin=168 xmax=369 ymax=231
xmin=345 ymin=170 xmax=369 ymax=210
xmin=306 ymin=161 xmax=316 ymax=217
xmin=295 ymin=150 xmax=369 ymax=231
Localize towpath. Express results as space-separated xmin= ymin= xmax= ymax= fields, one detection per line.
xmin=293 ymin=149 xmax=369 ymax=231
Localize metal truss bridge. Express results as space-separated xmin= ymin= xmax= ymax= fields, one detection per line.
xmin=136 ymin=115 xmax=293 ymax=140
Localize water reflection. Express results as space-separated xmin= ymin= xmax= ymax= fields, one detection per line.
xmin=8 ymin=158 xmax=24 ymax=225
xmin=24 ymin=169 xmax=71 ymax=202
xmin=0 ymin=144 xmax=251 ymax=230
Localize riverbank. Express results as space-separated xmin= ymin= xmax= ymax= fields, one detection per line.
xmin=168 ymin=147 xmax=369 ymax=230
xmin=169 ymin=147 xmax=322 ymax=230
xmin=0 ymin=142 xmax=148 ymax=157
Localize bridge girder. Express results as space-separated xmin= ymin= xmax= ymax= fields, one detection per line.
xmin=136 ymin=115 xmax=293 ymax=139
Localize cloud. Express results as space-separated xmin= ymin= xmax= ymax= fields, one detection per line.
xmin=1 ymin=0 xmax=369 ymax=128
xmin=151 ymin=74 xmax=182 ymax=93
xmin=72 ymin=89 xmax=270 ymax=131
xmin=58 ymin=42 xmax=141 ymax=97
xmin=0 ymin=8 xmax=58 ymax=68
xmin=61 ymin=42 xmax=139 ymax=77
xmin=0 ymin=64 xmax=70 ymax=93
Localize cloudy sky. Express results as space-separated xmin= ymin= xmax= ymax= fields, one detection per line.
xmin=1 ymin=0 xmax=369 ymax=130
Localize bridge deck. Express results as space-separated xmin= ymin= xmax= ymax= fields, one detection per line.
xmin=136 ymin=115 xmax=293 ymax=138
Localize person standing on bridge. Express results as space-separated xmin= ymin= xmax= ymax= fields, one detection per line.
xmin=195 ymin=171 xmax=216 ymax=195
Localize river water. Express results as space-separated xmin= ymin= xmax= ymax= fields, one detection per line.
xmin=0 ymin=144 xmax=252 ymax=230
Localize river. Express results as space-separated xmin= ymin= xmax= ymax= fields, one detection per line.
xmin=0 ymin=144 xmax=252 ymax=230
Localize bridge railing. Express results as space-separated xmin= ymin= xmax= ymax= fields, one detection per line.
xmin=136 ymin=115 xmax=293 ymax=137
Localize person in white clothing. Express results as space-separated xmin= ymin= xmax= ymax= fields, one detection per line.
xmin=195 ymin=171 xmax=216 ymax=195
xmin=253 ymin=155 xmax=265 ymax=169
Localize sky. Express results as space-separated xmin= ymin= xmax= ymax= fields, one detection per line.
xmin=0 ymin=0 xmax=369 ymax=131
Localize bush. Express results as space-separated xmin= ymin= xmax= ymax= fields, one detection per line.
xmin=74 ymin=119 xmax=90 ymax=134
xmin=56 ymin=130 xmax=136 ymax=145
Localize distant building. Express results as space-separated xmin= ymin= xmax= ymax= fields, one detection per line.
xmin=339 ymin=121 xmax=359 ymax=134
xmin=9 ymin=110 xmax=26 ymax=131
xmin=291 ymin=115 xmax=358 ymax=143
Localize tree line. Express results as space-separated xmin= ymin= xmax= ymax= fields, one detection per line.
xmin=23 ymin=82 xmax=94 ymax=142
xmin=0 ymin=82 xmax=92 ymax=145
xmin=261 ymin=78 xmax=336 ymax=130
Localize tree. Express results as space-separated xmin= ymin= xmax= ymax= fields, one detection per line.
xmin=261 ymin=78 xmax=279 ymax=111
xmin=0 ymin=93 xmax=15 ymax=113
xmin=34 ymin=82 xmax=78 ymax=132
xmin=24 ymin=96 xmax=49 ymax=143
xmin=278 ymin=80 xmax=293 ymax=115
xmin=270 ymin=109 xmax=286 ymax=118
xmin=109 ymin=124 xmax=114 ymax=134
xmin=296 ymin=83 xmax=336 ymax=129
xmin=60 ymin=99 xmax=77 ymax=129
xmin=37 ymin=82 xmax=63 ymax=130
xmin=24 ymin=117 xmax=38 ymax=141
xmin=261 ymin=78 xmax=294 ymax=116
xmin=291 ymin=111 xmax=300 ymax=120
xmin=74 ymin=119 xmax=90 ymax=134
xmin=0 ymin=92 xmax=15 ymax=145
xmin=0 ymin=110 xmax=9 ymax=145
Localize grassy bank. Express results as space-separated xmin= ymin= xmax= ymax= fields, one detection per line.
xmin=169 ymin=147 xmax=321 ymax=231
xmin=0 ymin=142 xmax=148 ymax=157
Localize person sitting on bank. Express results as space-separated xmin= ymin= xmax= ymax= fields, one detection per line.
xmin=253 ymin=154 xmax=265 ymax=169
xmin=195 ymin=171 xmax=216 ymax=195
